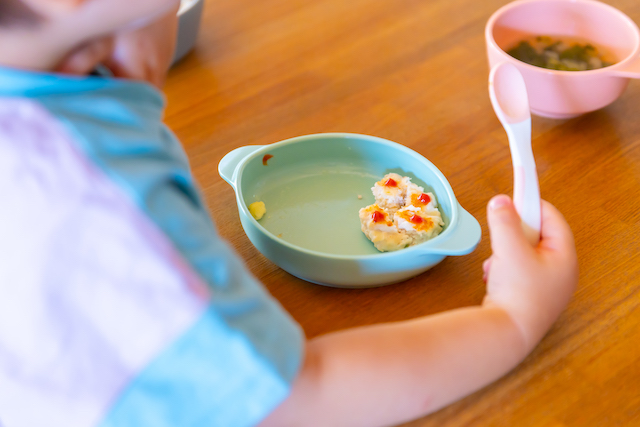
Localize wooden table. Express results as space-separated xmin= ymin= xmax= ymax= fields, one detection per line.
xmin=165 ymin=0 xmax=640 ymax=425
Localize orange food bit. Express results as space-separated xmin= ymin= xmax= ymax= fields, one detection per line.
xmin=371 ymin=210 xmax=385 ymax=223
xmin=383 ymin=178 xmax=398 ymax=187
xmin=398 ymin=210 xmax=434 ymax=231
xmin=262 ymin=154 xmax=273 ymax=165
xmin=417 ymin=193 xmax=431 ymax=204
xmin=409 ymin=213 xmax=423 ymax=224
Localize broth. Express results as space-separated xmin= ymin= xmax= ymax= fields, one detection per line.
xmin=506 ymin=35 xmax=616 ymax=71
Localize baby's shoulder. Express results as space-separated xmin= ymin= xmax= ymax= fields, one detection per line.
xmin=0 ymin=97 xmax=82 ymax=174
xmin=0 ymin=97 xmax=196 ymax=284
xmin=0 ymin=97 xmax=110 ymax=194
xmin=0 ymin=97 xmax=140 ymax=240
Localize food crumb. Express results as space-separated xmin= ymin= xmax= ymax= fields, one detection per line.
xmin=277 ymin=233 xmax=283 ymax=238
xmin=357 ymin=194 xmax=363 ymax=199
xmin=249 ymin=201 xmax=266 ymax=220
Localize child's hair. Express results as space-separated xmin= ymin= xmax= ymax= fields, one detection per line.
xmin=0 ymin=0 xmax=42 ymax=28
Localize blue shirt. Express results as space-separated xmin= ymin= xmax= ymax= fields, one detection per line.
xmin=0 ymin=66 xmax=303 ymax=427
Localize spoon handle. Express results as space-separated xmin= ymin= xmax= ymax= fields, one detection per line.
xmin=506 ymin=119 xmax=541 ymax=245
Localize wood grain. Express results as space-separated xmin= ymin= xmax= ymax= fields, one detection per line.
xmin=164 ymin=0 xmax=640 ymax=425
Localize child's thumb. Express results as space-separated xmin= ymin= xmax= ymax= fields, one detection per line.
xmin=487 ymin=194 xmax=530 ymax=257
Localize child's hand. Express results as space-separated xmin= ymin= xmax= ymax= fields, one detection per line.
xmin=103 ymin=5 xmax=180 ymax=88
xmin=56 ymin=5 xmax=179 ymax=88
xmin=482 ymin=195 xmax=578 ymax=349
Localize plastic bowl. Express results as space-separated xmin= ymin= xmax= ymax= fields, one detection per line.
xmin=486 ymin=0 xmax=640 ymax=119
xmin=218 ymin=133 xmax=481 ymax=288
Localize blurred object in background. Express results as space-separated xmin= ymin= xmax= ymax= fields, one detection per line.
xmin=174 ymin=0 xmax=204 ymax=64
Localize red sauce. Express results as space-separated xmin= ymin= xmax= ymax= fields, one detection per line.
xmin=262 ymin=154 xmax=273 ymax=165
xmin=371 ymin=210 xmax=385 ymax=223
xmin=417 ymin=193 xmax=431 ymax=204
xmin=409 ymin=213 xmax=423 ymax=224
xmin=383 ymin=178 xmax=398 ymax=187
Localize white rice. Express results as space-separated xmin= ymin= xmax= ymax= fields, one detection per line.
xmin=359 ymin=173 xmax=444 ymax=252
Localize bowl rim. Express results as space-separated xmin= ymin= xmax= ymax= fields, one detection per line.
xmin=233 ymin=132 xmax=464 ymax=260
xmin=485 ymin=0 xmax=640 ymax=76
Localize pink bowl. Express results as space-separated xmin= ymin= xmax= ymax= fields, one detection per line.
xmin=486 ymin=0 xmax=640 ymax=119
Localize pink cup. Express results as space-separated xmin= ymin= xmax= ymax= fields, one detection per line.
xmin=486 ymin=0 xmax=640 ymax=119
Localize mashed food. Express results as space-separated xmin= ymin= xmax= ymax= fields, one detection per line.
xmin=359 ymin=173 xmax=444 ymax=252
xmin=249 ymin=201 xmax=266 ymax=220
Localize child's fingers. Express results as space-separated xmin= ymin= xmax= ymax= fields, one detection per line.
xmin=486 ymin=194 xmax=531 ymax=259
xmin=538 ymin=200 xmax=576 ymax=254
xmin=105 ymin=6 xmax=178 ymax=88
xmin=56 ymin=37 xmax=114 ymax=75
xmin=482 ymin=257 xmax=492 ymax=282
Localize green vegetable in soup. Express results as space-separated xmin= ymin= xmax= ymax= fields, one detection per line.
xmin=507 ymin=36 xmax=614 ymax=71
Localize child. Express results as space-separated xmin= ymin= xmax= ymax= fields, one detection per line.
xmin=0 ymin=1 xmax=579 ymax=426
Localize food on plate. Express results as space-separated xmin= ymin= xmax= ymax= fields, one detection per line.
xmin=506 ymin=36 xmax=614 ymax=71
xmin=359 ymin=173 xmax=444 ymax=252
xmin=249 ymin=201 xmax=266 ymax=220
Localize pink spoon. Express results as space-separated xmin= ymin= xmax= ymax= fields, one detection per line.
xmin=489 ymin=62 xmax=541 ymax=246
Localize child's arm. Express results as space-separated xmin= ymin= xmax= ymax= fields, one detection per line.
xmin=260 ymin=195 xmax=578 ymax=427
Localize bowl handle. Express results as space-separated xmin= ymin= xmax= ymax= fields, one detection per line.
xmin=423 ymin=204 xmax=482 ymax=255
xmin=610 ymin=54 xmax=640 ymax=79
xmin=218 ymin=145 xmax=264 ymax=189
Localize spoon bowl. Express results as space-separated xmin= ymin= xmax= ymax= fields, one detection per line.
xmin=490 ymin=62 xmax=531 ymax=124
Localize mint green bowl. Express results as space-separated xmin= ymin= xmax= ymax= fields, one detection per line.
xmin=219 ymin=133 xmax=481 ymax=288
